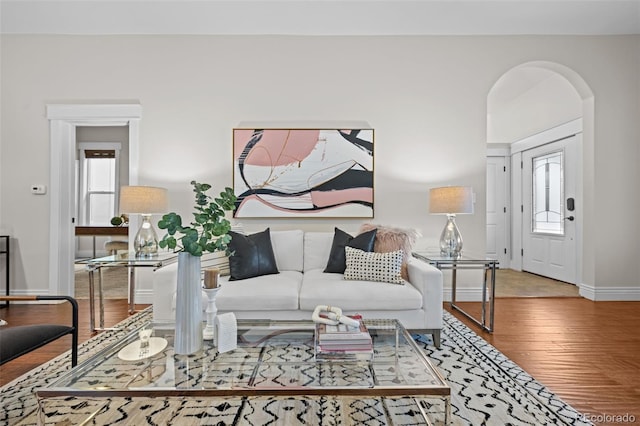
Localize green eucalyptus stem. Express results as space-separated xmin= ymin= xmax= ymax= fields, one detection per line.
xmin=158 ymin=181 xmax=237 ymax=257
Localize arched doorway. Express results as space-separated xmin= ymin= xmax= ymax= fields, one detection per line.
xmin=486 ymin=61 xmax=594 ymax=296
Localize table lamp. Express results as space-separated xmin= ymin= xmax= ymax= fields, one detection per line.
xmin=429 ymin=186 xmax=474 ymax=257
xmin=119 ymin=186 xmax=168 ymax=257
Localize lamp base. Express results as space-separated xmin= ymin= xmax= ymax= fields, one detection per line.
xmin=439 ymin=214 xmax=463 ymax=258
xmin=133 ymin=215 xmax=158 ymax=258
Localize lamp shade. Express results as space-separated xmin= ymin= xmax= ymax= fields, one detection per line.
xmin=119 ymin=186 xmax=168 ymax=214
xmin=429 ymin=186 xmax=474 ymax=215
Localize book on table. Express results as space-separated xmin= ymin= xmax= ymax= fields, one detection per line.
xmin=315 ymin=315 xmax=373 ymax=360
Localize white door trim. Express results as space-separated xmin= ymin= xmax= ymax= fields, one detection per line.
xmin=511 ymin=152 xmax=523 ymax=271
xmin=511 ymin=118 xmax=582 ymax=155
xmin=46 ymin=104 xmax=141 ymax=296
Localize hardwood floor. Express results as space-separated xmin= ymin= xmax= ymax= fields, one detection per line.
xmin=448 ymin=299 xmax=640 ymax=426
xmin=1 ymin=297 xmax=639 ymax=426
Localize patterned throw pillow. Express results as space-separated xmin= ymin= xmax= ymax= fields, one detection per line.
xmin=343 ymin=246 xmax=405 ymax=285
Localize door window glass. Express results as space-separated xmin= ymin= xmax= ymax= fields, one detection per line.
xmin=532 ymin=151 xmax=564 ymax=234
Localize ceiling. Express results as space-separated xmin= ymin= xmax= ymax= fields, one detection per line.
xmin=1 ymin=0 xmax=639 ymax=35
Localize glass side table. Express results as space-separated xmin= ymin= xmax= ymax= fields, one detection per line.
xmin=412 ymin=252 xmax=498 ymax=333
xmin=83 ymin=251 xmax=178 ymax=332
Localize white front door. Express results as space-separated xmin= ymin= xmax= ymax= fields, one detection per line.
xmin=522 ymin=134 xmax=580 ymax=284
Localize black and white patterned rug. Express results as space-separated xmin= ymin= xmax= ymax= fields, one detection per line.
xmin=1 ymin=308 xmax=592 ymax=425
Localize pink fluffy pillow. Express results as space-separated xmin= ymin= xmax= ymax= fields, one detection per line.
xmin=358 ymin=223 xmax=421 ymax=280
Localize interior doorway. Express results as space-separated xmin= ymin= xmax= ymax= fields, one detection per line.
xmin=46 ymin=104 xmax=141 ymax=297
xmin=486 ymin=61 xmax=595 ymax=298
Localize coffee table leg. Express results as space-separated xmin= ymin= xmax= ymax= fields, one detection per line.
xmin=36 ymin=393 xmax=46 ymax=425
xmin=414 ymin=396 xmax=450 ymax=425
xmin=444 ymin=395 xmax=451 ymax=425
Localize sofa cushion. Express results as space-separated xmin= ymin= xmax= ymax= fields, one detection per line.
xmin=300 ymin=269 xmax=422 ymax=311
xmin=217 ymin=271 xmax=302 ymax=311
xmin=323 ymin=227 xmax=377 ymax=273
xmin=303 ymin=232 xmax=333 ymax=272
xmin=270 ymin=230 xmax=304 ymax=272
xmin=344 ymin=246 xmax=404 ymax=285
xmin=228 ymin=228 xmax=279 ymax=280
xmin=359 ymin=223 xmax=420 ymax=280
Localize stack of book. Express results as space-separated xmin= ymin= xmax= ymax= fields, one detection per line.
xmin=315 ymin=315 xmax=373 ymax=361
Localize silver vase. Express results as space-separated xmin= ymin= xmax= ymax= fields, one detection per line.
xmin=174 ymin=252 xmax=203 ymax=355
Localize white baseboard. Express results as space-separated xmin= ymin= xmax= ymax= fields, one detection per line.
xmin=152 ymin=319 xmax=176 ymax=330
xmin=447 ymin=284 xmax=640 ymax=302
xmin=443 ymin=288 xmax=485 ymax=302
xmin=135 ymin=289 xmax=155 ymax=305
xmin=579 ymin=283 xmax=640 ymax=301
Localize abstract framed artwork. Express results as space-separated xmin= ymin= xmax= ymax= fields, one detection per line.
xmin=233 ymin=128 xmax=374 ymax=218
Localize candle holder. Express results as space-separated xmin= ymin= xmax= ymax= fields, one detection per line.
xmin=202 ymin=287 xmax=220 ymax=342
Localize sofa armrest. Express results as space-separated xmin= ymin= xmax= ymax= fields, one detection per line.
xmin=406 ymin=257 xmax=443 ymax=328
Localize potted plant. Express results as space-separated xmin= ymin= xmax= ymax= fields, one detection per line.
xmin=158 ymin=181 xmax=236 ymax=256
xmin=110 ymin=214 xmax=129 ymax=226
xmin=157 ymin=181 xmax=236 ymax=354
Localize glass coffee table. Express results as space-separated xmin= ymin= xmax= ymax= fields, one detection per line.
xmin=37 ymin=319 xmax=450 ymax=425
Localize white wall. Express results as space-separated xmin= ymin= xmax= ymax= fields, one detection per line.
xmin=487 ymin=69 xmax=583 ymax=144
xmin=0 ymin=35 xmax=638 ymax=300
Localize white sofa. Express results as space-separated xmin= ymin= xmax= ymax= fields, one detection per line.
xmin=153 ymin=229 xmax=444 ymax=346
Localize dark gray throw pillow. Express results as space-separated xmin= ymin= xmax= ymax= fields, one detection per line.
xmin=228 ymin=228 xmax=279 ymax=280
xmin=324 ymin=227 xmax=377 ymax=273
